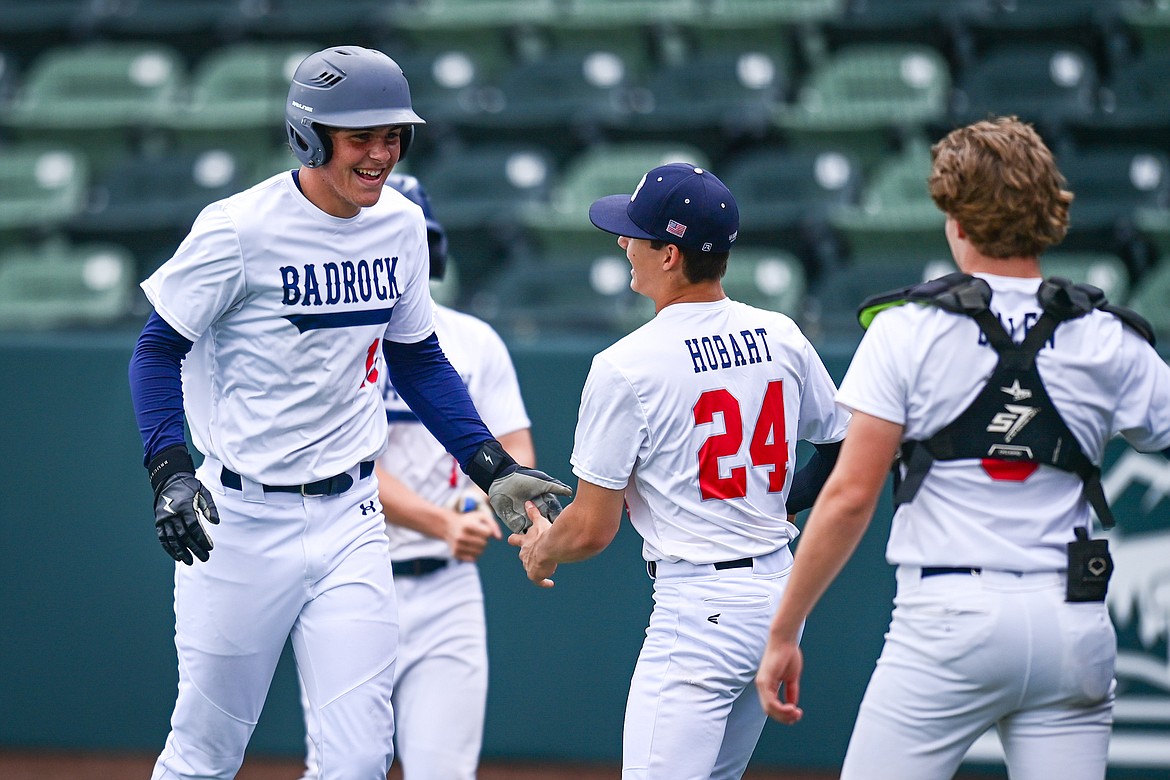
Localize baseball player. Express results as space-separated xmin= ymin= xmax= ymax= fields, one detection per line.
xmin=510 ymin=163 xmax=851 ymax=779
xmin=756 ymin=116 xmax=1170 ymax=780
xmin=298 ymin=173 xmax=533 ymax=780
xmin=127 ymin=46 xmax=568 ymax=780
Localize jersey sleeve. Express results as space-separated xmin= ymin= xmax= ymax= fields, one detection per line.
xmin=467 ymin=322 xmax=531 ymax=438
xmin=140 ymin=205 xmax=247 ymax=341
xmin=382 ymin=211 xmax=436 ymax=344
xmin=795 ymin=336 xmax=851 ymax=444
xmin=570 ymin=354 xmax=644 ymax=490
xmin=837 ymin=310 xmax=911 ymax=425
xmin=1113 ymin=328 xmax=1170 ymax=452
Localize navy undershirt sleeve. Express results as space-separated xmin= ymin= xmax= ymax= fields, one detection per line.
xmin=785 ymin=440 xmax=843 ymax=514
xmin=383 ymin=333 xmax=493 ymax=468
xmin=128 ymin=311 xmax=193 ymax=465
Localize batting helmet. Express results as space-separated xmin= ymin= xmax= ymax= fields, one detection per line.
xmin=285 ymin=45 xmax=425 ymax=168
xmin=387 ymin=172 xmax=449 ymax=280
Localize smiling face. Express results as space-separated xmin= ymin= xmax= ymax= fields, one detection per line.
xmin=299 ymin=125 xmax=407 ymax=218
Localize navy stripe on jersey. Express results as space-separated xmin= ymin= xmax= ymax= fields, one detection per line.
xmin=284 ymin=307 xmax=396 ymax=333
xmin=386 ymin=409 xmax=420 ymax=423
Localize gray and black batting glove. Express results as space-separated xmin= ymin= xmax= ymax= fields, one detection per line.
xmin=465 ymin=439 xmax=572 ymax=534
xmin=148 ymin=445 xmax=220 ymax=565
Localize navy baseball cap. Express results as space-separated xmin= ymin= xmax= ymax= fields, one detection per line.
xmin=588 ymin=163 xmax=739 ymax=252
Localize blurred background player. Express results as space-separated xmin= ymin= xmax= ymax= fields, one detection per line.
xmin=756 ymin=115 xmax=1170 ymax=780
xmin=128 ymin=45 xmax=568 ymax=780
xmin=511 ymin=163 xmax=850 ymax=779
xmin=299 ymin=173 xmax=534 ymax=780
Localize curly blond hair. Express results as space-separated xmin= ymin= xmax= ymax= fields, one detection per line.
xmin=928 ymin=116 xmax=1073 ymax=258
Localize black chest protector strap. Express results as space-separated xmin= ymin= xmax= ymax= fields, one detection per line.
xmin=859 ymin=273 xmax=1151 ymax=530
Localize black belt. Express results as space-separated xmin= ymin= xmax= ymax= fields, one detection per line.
xmin=647 ymin=557 xmax=753 ymax=578
xmin=921 ymin=566 xmax=982 ymax=578
xmin=220 ymin=461 xmax=374 ymax=496
xmin=392 ymin=557 xmax=449 ymax=576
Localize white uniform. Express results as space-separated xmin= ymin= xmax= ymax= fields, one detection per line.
xmin=300 ymin=304 xmax=530 ymax=780
xmin=571 ymin=298 xmax=850 ymax=779
xmin=142 ymin=171 xmax=433 ymax=780
xmin=835 ymin=273 xmax=1170 ymax=780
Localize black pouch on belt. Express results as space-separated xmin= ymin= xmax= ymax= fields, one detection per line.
xmin=1066 ymin=527 xmax=1113 ymax=603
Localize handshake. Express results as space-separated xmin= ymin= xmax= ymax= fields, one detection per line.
xmin=467 ymin=439 xmax=572 ymax=534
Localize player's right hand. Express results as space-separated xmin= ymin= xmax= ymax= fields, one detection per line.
xmin=154 ymin=473 xmax=221 ymax=565
xmin=755 ymin=638 xmax=805 ymax=725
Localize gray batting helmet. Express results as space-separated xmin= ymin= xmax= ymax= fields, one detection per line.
xmin=285 ymin=45 xmax=425 ymax=168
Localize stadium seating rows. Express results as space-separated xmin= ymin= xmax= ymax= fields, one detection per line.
xmin=0 ymin=0 xmax=1166 ymax=341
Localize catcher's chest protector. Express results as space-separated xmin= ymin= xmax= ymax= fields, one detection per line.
xmin=857 ymin=273 xmax=1156 ymax=529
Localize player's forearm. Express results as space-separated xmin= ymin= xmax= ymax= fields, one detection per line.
xmin=376 ymin=466 xmax=456 ymax=540
xmin=531 ymin=480 xmax=624 ymax=566
xmin=129 ymin=311 xmax=194 ymax=464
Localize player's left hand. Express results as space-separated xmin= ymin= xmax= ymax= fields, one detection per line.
xmin=154 ymin=473 xmax=221 ymax=566
xmin=508 ymin=501 xmax=556 ymax=587
xmin=755 ymin=638 xmax=805 ymax=725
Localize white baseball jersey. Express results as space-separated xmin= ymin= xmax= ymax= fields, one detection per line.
xmin=571 ymin=298 xmax=850 ymax=564
xmin=839 ymin=272 xmax=1170 ymax=571
xmin=141 ymin=171 xmax=433 ymax=485
xmin=380 ymin=303 xmax=531 ymax=560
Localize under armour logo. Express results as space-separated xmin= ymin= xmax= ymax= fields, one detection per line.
xmin=707 ymin=614 xmax=720 ymax=624
xmin=359 ymin=501 xmax=377 ymax=515
xmin=987 ymin=404 xmax=1039 ymax=442
xmin=1000 ymin=379 xmax=1033 ymax=402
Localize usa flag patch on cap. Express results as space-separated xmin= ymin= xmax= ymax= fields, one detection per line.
xmin=666 ymin=219 xmax=687 ymax=237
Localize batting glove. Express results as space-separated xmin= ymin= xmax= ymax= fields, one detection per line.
xmin=148 ymin=445 xmax=221 ymax=565
xmin=465 ymin=439 xmax=572 ymax=534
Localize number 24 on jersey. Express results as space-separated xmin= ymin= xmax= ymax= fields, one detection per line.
xmin=694 ymin=380 xmax=787 ymax=501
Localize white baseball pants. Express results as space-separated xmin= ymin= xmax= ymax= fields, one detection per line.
xmin=152 ymin=461 xmax=399 ymax=780
xmin=841 ymin=566 xmax=1115 ymax=780
xmin=300 ymin=559 xmax=488 ymax=780
xmin=623 ymin=546 xmax=795 ymax=780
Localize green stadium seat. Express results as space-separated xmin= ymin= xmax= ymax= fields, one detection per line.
xmin=0 ymin=144 xmax=89 ymax=235
xmin=522 ymin=142 xmax=710 ymax=257
xmin=828 ymin=137 xmax=948 ymax=258
xmin=174 ymin=43 xmax=318 ymax=148
xmin=1042 ymin=251 xmax=1131 ymax=302
xmin=707 ymin=0 xmax=846 ymax=25
xmin=620 ymin=49 xmax=788 ymax=140
xmin=89 ymin=0 xmax=251 ymax=44
xmin=393 ymin=0 xmax=558 ymax=30
xmin=776 ymin=44 xmax=951 ymax=169
xmin=722 ymin=247 xmax=807 ymax=318
xmin=70 ymin=147 xmax=255 ymax=254
xmin=563 ymin=0 xmax=702 ymax=26
xmin=949 ymin=43 xmax=1099 ymax=133
xmin=1057 ymin=146 xmax=1170 ymax=266
xmin=3 ymin=43 xmax=185 ymax=170
xmin=722 ymin=145 xmax=860 ymax=233
xmin=0 ymin=236 xmax=136 ymax=330
xmin=462 ymin=49 xmax=638 ymax=136
xmin=1071 ymin=52 xmax=1170 ymax=151
xmin=1126 ymin=260 xmax=1170 ymax=342
xmin=392 ymin=43 xmax=516 ymax=135
xmin=472 ymin=249 xmax=654 ymax=341
xmin=1135 ymin=206 xmax=1170 ymax=264
xmin=1122 ymin=0 xmax=1170 ymax=50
